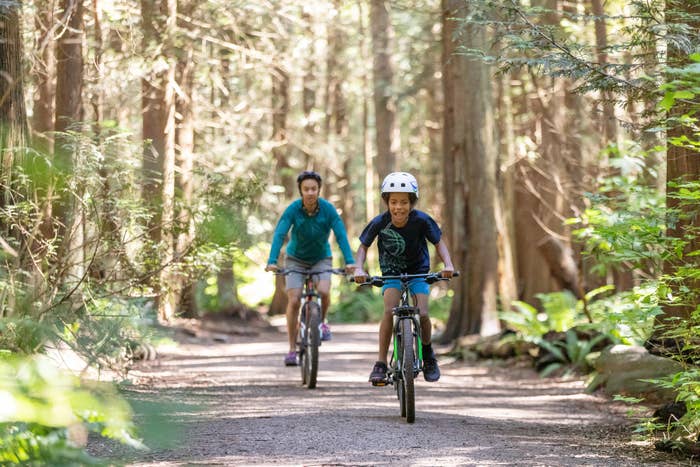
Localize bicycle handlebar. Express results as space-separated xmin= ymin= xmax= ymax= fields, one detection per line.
xmin=273 ymin=268 xmax=348 ymax=276
xmin=350 ymin=271 xmax=460 ymax=287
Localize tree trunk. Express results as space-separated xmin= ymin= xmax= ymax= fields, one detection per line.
xmin=55 ymin=0 xmax=83 ymax=135
xmin=141 ymin=0 xmax=177 ymax=321
xmin=54 ymin=0 xmax=85 ymax=287
xmin=462 ymin=11 xmax=501 ymax=337
xmin=175 ymin=1 xmax=196 ymax=317
xmin=370 ymin=0 xmax=397 ymax=179
xmin=0 ymin=2 xmax=28 ymax=212
xmin=141 ymin=0 xmax=166 ymax=245
xmin=158 ymin=0 xmax=177 ymax=321
xmin=358 ymin=0 xmax=377 ymax=222
xmin=659 ymin=0 xmax=700 ymax=324
xmin=268 ymin=62 xmax=292 ymax=317
xmin=590 ymin=0 xmax=617 ymax=143
xmin=495 ymin=72 xmax=518 ymax=314
xmin=31 ymin=0 xmax=56 ymax=154
xmin=272 ymin=65 xmax=294 ymax=197
xmin=441 ymin=0 xmax=469 ymax=340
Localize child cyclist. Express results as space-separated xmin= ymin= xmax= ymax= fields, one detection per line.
xmin=354 ymin=172 xmax=454 ymax=384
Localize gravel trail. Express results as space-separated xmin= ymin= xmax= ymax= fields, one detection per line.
xmin=87 ymin=322 xmax=684 ymax=466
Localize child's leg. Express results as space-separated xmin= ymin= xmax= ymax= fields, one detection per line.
xmin=414 ymin=293 xmax=431 ymax=344
xmin=379 ymin=288 xmax=400 ymax=363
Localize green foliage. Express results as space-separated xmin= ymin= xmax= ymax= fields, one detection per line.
xmin=571 ymin=150 xmax=668 ymax=279
xmin=331 ymin=286 xmax=384 ymax=323
xmin=501 ymin=288 xmax=614 ymax=341
xmin=537 ymin=330 xmax=608 ymax=377
xmin=0 ymin=355 xmax=142 ymax=465
xmin=499 ymin=300 xmax=549 ymax=340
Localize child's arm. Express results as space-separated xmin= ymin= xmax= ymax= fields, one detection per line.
xmin=353 ymin=244 xmax=369 ymax=282
xmin=435 ymin=239 xmax=455 ymax=277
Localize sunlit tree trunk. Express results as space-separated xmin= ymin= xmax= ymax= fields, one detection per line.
xmin=358 ymin=0 xmax=377 ymax=222
xmin=590 ymin=0 xmax=616 ymax=143
xmin=0 ymin=1 xmax=28 ymax=214
xmin=441 ymin=0 xmax=469 ymax=340
xmin=32 ymin=0 xmax=56 ymax=154
xmin=0 ymin=1 xmax=28 ymax=316
xmin=141 ymin=0 xmax=177 ymax=321
xmin=496 ymin=73 xmax=518 ymax=315
xmin=370 ymin=0 xmax=397 ymax=179
xmin=175 ymin=0 xmax=196 ymax=317
xmin=158 ymin=0 xmax=177 ymax=321
xmin=269 ymin=63 xmax=292 ymax=316
xmin=301 ymin=6 xmax=317 ymax=170
xmin=54 ymin=0 xmax=85 ymax=286
xmin=462 ymin=8 xmax=500 ymax=337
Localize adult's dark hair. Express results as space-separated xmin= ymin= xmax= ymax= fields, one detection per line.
xmin=297 ymin=170 xmax=322 ymax=193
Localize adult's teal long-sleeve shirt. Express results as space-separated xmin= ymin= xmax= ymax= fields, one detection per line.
xmin=267 ymin=198 xmax=356 ymax=266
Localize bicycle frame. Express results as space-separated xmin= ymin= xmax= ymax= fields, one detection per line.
xmin=389 ymin=287 xmax=423 ymax=381
xmin=274 ymin=268 xmax=345 ymax=388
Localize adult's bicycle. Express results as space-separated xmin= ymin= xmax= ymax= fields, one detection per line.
xmin=354 ymin=271 xmax=458 ymax=423
xmin=274 ymin=268 xmax=346 ymax=389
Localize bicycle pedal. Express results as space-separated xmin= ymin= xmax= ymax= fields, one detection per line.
xmin=371 ymin=379 xmax=389 ymax=387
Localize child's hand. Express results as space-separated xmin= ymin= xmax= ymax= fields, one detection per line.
xmin=440 ymin=268 xmax=454 ymax=279
xmin=354 ymin=269 xmax=368 ymax=283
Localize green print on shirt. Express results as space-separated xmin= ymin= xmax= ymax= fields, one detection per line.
xmin=379 ymin=225 xmax=406 ymax=274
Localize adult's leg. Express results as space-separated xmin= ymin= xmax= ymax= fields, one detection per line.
xmin=286 ymin=288 xmax=302 ymax=352
xmin=316 ymin=279 xmax=331 ymax=321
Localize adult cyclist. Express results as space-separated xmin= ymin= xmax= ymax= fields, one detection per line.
xmin=265 ymin=171 xmax=356 ymax=366
xmin=353 ymin=172 xmax=454 ymax=384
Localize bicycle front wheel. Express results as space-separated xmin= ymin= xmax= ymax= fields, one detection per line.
xmin=300 ymin=302 xmax=321 ymax=389
xmin=400 ymin=318 xmax=416 ymax=423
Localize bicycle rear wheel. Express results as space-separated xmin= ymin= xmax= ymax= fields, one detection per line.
xmin=300 ymin=302 xmax=321 ymax=389
xmin=400 ymin=318 xmax=415 ymax=423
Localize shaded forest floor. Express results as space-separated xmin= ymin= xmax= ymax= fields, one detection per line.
xmin=86 ymin=318 xmax=690 ymax=466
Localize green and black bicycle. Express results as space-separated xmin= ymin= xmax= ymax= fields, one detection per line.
xmin=355 ymin=271 xmax=458 ymax=423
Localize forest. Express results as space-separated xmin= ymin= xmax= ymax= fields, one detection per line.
xmin=0 ymin=0 xmax=698 ymax=463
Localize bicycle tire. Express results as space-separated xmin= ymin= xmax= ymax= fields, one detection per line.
xmin=401 ymin=318 xmax=416 ymax=423
xmin=298 ymin=305 xmax=308 ymax=386
xmin=396 ymin=331 xmax=406 ymax=417
xmin=302 ymin=302 xmax=321 ymax=389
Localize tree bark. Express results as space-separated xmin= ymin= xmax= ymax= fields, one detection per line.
xmin=54 ymin=0 xmax=85 ymax=286
xmin=175 ymin=0 xmax=196 ymax=317
xmin=158 ymin=0 xmax=177 ymax=321
xmin=370 ymin=0 xmax=397 ymax=179
xmin=31 ymin=0 xmax=56 ymax=153
xmin=0 ymin=1 xmax=28 ymax=212
xmin=659 ymin=0 xmax=700 ymax=323
xmin=441 ymin=0 xmax=470 ymax=339
xmin=462 ymin=11 xmax=501 ymax=337
xmin=141 ymin=0 xmax=166 ymax=244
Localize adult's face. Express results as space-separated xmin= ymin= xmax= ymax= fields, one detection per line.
xmin=300 ymin=179 xmax=320 ymax=206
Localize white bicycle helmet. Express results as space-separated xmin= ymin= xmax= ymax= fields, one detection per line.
xmin=381 ymin=172 xmax=419 ymax=198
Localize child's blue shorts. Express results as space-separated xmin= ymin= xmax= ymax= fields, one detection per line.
xmin=382 ymin=278 xmax=430 ymax=296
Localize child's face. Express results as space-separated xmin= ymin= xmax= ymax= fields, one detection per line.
xmin=387 ymin=192 xmax=411 ymax=226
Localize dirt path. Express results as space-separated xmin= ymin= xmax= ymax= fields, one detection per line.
xmin=88 ymin=322 xmax=684 ymax=466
